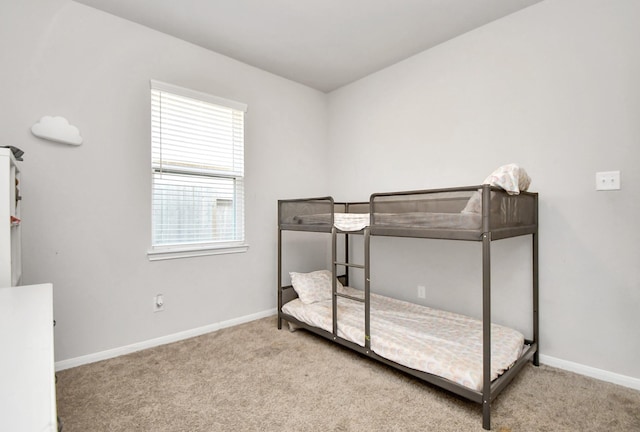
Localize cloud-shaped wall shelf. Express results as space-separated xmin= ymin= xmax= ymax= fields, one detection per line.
xmin=31 ymin=116 xmax=83 ymax=146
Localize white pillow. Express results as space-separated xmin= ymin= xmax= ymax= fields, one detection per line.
xmin=289 ymin=270 xmax=343 ymax=304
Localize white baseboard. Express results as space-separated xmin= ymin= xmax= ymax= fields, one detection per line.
xmin=539 ymin=354 xmax=640 ymax=391
xmin=56 ymin=316 xmax=640 ymax=393
xmin=55 ymin=308 xmax=277 ymax=371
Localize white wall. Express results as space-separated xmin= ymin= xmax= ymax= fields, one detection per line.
xmin=1 ymin=0 xmax=638 ymax=385
xmin=328 ymin=0 xmax=640 ymax=380
xmin=0 ymin=0 xmax=331 ymax=361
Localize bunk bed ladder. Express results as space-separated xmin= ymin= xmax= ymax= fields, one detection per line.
xmin=331 ymin=226 xmax=371 ymax=351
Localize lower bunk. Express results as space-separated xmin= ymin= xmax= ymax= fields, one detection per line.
xmin=278 ymin=279 xmax=538 ymax=428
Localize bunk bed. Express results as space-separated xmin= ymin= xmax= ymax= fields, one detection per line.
xmin=277 ymin=182 xmax=539 ymax=430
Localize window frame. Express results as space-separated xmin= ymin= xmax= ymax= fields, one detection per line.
xmin=147 ymin=80 xmax=249 ymax=261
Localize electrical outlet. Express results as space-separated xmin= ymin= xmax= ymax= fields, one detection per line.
xmin=417 ymin=285 xmax=426 ymax=299
xmin=153 ymin=294 xmax=165 ymax=312
xmin=595 ymin=171 xmax=620 ymax=190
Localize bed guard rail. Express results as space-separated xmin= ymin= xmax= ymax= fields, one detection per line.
xmin=369 ymin=185 xmax=537 ymax=240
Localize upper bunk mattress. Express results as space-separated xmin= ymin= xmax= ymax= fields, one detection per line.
xmin=282 ymin=286 xmax=524 ymax=392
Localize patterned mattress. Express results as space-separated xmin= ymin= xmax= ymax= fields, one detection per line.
xmin=282 ymin=286 xmax=524 ymax=391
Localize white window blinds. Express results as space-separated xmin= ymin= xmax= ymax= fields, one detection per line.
xmin=150 ymin=80 xmax=247 ymax=254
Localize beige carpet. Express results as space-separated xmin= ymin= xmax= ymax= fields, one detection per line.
xmin=56 ymin=316 xmax=640 ymax=431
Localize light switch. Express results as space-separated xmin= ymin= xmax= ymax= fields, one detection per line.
xmin=595 ymin=171 xmax=620 ymax=191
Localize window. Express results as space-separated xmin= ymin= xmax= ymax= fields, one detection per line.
xmin=148 ymin=80 xmax=248 ymax=260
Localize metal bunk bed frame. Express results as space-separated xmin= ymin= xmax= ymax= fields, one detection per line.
xmin=277 ymin=184 xmax=539 ymax=430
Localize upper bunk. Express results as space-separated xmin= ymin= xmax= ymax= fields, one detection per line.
xmin=278 ymin=184 xmax=537 ymax=241
xmin=370 ymin=184 xmax=537 ymax=241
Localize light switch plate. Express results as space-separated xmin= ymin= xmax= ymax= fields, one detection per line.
xmin=595 ymin=171 xmax=620 ymax=191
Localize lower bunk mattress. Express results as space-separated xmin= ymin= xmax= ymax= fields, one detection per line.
xmin=281 ymin=286 xmax=524 ymax=392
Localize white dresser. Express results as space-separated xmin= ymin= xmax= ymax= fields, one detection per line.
xmin=0 ymin=283 xmax=57 ymax=432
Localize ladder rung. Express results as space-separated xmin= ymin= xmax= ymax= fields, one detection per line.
xmin=334 ymin=261 xmax=364 ymax=269
xmin=336 ymin=292 xmax=364 ymax=302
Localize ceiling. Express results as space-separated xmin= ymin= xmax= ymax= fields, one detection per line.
xmin=73 ymin=0 xmax=543 ymax=93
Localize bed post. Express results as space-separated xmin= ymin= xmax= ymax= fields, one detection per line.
xmin=345 ymin=233 xmax=350 ymax=286
xmin=277 ymin=225 xmax=283 ymax=330
xmin=482 ymin=185 xmax=492 ymax=430
xmin=364 ymin=227 xmax=371 ymax=351
xmin=533 ymin=193 xmax=540 ymax=366
xmin=344 ymin=203 xmax=350 ymax=287
xmin=332 ymin=226 xmax=338 ymax=337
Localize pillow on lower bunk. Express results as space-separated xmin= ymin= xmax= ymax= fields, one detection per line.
xmin=290 ymin=270 xmax=343 ymax=304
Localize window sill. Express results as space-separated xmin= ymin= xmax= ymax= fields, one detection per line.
xmin=147 ymin=243 xmax=249 ymax=261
